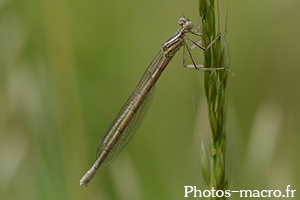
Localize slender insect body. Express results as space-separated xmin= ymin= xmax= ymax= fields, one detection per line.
xmin=79 ymin=18 xmax=227 ymax=186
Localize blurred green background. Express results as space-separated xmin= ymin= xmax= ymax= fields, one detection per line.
xmin=1 ymin=0 xmax=299 ymax=199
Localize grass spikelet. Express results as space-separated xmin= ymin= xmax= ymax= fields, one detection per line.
xmin=197 ymin=0 xmax=230 ymax=197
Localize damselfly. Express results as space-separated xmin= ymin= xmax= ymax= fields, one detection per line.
xmin=80 ymin=17 xmax=228 ymax=186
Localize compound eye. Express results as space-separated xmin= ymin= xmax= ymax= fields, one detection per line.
xmin=178 ymin=18 xmax=187 ymax=26
xmin=183 ymin=20 xmax=194 ymax=30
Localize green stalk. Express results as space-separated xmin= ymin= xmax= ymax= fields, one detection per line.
xmin=198 ymin=0 xmax=230 ymax=199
